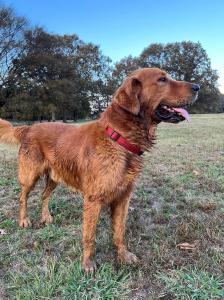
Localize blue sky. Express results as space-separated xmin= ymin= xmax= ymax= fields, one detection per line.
xmin=2 ymin=0 xmax=224 ymax=92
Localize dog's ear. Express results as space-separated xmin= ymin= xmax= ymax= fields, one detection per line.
xmin=113 ymin=77 xmax=142 ymax=115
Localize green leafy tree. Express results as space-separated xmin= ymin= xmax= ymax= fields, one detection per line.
xmin=112 ymin=55 xmax=139 ymax=87
xmin=3 ymin=28 xmax=89 ymax=121
xmin=74 ymin=43 xmax=113 ymax=116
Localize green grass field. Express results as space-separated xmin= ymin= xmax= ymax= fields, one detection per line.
xmin=0 ymin=114 xmax=224 ymax=299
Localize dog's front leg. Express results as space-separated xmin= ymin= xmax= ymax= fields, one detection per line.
xmin=111 ymin=192 xmax=139 ymax=265
xmin=82 ymin=198 xmax=102 ymax=272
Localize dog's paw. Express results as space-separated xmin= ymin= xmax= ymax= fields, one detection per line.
xmin=40 ymin=213 xmax=53 ymax=225
xmin=118 ymin=250 xmax=139 ymax=265
xmin=19 ymin=217 xmax=32 ymax=228
xmin=82 ymin=258 xmax=97 ymax=273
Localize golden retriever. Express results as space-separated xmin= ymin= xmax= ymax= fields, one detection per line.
xmin=0 ymin=68 xmax=199 ymax=272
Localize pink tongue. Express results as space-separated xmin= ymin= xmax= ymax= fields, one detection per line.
xmin=173 ymin=108 xmax=190 ymax=122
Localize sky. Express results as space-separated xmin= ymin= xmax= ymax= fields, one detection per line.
xmin=2 ymin=0 xmax=224 ymax=92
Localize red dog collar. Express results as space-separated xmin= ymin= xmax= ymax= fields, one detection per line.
xmin=105 ymin=126 xmax=143 ymax=156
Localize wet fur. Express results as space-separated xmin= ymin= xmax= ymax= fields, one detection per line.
xmin=0 ymin=68 xmax=196 ymax=271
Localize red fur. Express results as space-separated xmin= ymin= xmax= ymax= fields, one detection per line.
xmin=0 ymin=68 xmax=195 ymax=272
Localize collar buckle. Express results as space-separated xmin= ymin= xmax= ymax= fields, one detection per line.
xmin=110 ymin=130 xmax=120 ymax=141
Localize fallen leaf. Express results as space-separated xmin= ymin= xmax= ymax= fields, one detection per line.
xmin=192 ymin=170 xmax=200 ymax=175
xmin=0 ymin=287 xmax=5 ymax=295
xmin=177 ymin=240 xmax=199 ymax=250
xmin=0 ymin=229 xmax=7 ymax=235
xmin=199 ymin=201 xmax=217 ymax=211
xmin=33 ymin=241 xmax=40 ymax=248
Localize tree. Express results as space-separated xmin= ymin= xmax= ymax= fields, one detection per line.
xmin=2 ymin=28 xmax=90 ymax=121
xmin=74 ymin=43 xmax=113 ymax=116
xmin=112 ymin=55 xmax=139 ymax=87
xmin=0 ymin=6 xmax=27 ymax=106
xmin=2 ymin=26 xmax=116 ymax=120
xmin=220 ymin=94 xmax=224 ymax=112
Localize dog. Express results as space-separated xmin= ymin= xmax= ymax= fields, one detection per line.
xmin=0 ymin=68 xmax=199 ymax=272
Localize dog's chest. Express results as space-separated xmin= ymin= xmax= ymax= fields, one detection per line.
xmin=84 ymin=154 xmax=142 ymax=204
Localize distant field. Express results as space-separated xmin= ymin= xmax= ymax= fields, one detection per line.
xmin=0 ymin=114 xmax=224 ymax=299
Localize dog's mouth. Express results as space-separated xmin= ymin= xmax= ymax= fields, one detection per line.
xmin=155 ymin=104 xmax=190 ymax=123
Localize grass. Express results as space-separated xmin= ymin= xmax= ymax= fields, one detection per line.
xmin=8 ymin=259 xmax=129 ymax=300
xmin=158 ymin=268 xmax=224 ymax=299
xmin=0 ymin=114 xmax=224 ymax=299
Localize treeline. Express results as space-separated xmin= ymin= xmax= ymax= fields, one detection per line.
xmin=0 ymin=5 xmax=223 ymax=121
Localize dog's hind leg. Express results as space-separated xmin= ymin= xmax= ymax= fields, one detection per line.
xmin=19 ymin=184 xmax=34 ymax=228
xmin=40 ymin=175 xmax=58 ymax=225
xmin=18 ymin=151 xmax=44 ymax=228
xmin=18 ymin=172 xmax=39 ymax=228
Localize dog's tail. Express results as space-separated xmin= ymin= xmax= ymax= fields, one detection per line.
xmin=0 ymin=118 xmax=29 ymax=145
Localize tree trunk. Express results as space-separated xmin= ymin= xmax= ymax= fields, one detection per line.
xmin=51 ymin=111 xmax=56 ymax=122
xmin=62 ymin=111 xmax=67 ymax=123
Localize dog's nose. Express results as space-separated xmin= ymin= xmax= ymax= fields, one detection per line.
xmin=192 ymin=83 xmax=200 ymax=92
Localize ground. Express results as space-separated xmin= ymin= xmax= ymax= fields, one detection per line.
xmin=0 ymin=114 xmax=224 ymax=300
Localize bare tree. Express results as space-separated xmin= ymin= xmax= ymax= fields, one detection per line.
xmin=0 ymin=6 xmax=27 ymax=87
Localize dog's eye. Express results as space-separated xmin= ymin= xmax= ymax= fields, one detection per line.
xmin=158 ymin=77 xmax=167 ymax=82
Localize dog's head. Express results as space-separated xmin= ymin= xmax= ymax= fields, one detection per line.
xmin=113 ymin=68 xmax=199 ymax=123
